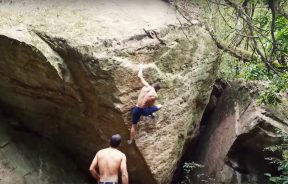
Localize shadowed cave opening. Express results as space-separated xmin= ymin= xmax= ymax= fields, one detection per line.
xmin=224 ymin=126 xmax=281 ymax=184
xmin=174 ymin=116 xmax=281 ymax=184
xmin=172 ymin=81 xmax=282 ymax=184
xmin=0 ymin=108 xmax=94 ymax=184
xmin=171 ymin=82 xmax=223 ymax=183
xmin=171 ymin=79 xmax=227 ymax=183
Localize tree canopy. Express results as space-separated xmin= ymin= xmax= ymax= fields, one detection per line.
xmin=175 ymin=0 xmax=288 ymax=105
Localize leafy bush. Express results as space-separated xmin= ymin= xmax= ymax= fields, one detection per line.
xmin=257 ymin=73 xmax=288 ymax=105
xmin=179 ymin=161 xmax=217 ymax=184
xmin=265 ymin=130 xmax=288 ymax=183
xmin=180 ymin=161 xmax=204 ymax=184
xmin=220 ymin=58 xmax=288 ymax=105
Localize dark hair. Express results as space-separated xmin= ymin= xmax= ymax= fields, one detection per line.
xmin=152 ymin=82 xmax=161 ymax=91
xmin=110 ymin=134 xmax=122 ymax=148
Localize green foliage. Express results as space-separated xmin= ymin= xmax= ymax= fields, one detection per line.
xmin=275 ymin=17 xmax=288 ymax=54
xmin=255 ymin=15 xmax=288 ymax=64
xmin=239 ymin=62 xmax=271 ymax=80
xmin=205 ymin=0 xmax=288 ymax=105
xmin=179 ymin=161 xmax=216 ymax=184
xmin=258 ymin=85 xmax=282 ymax=105
xmin=257 ymin=73 xmax=288 ymax=105
xmin=220 ymin=12 xmax=288 ymax=105
xmin=219 ymin=53 xmax=240 ymax=79
xmin=265 ymin=130 xmax=288 ymax=183
xmin=180 ymin=161 xmax=204 ymax=184
xmin=220 ymin=58 xmax=288 ymax=105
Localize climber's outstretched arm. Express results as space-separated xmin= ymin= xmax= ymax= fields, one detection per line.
xmin=138 ymin=65 xmax=150 ymax=87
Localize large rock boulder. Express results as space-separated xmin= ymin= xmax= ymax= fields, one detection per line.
xmin=187 ymin=80 xmax=288 ymax=184
xmin=0 ymin=1 xmax=219 ymax=183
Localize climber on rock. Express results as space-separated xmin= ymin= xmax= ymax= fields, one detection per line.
xmin=128 ymin=65 xmax=162 ymax=144
xmin=89 ymin=134 xmax=128 ymax=184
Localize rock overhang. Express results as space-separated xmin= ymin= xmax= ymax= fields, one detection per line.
xmin=0 ymin=1 xmax=219 ymax=183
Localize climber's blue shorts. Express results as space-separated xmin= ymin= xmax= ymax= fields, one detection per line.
xmin=132 ymin=106 xmax=160 ymax=124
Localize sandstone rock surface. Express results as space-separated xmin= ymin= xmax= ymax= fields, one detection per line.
xmin=0 ymin=1 xmax=219 ymax=183
xmin=188 ymin=80 xmax=288 ymax=184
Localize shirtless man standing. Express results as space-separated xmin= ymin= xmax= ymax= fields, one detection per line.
xmin=128 ymin=65 xmax=162 ymax=144
xmin=89 ymin=134 xmax=128 ymax=184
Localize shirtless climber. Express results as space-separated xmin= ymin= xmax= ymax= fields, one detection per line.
xmin=89 ymin=134 xmax=129 ymax=184
xmin=128 ymin=65 xmax=162 ymax=144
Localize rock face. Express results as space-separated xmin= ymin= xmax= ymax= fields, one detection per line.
xmin=0 ymin=1 xmax=219 ymax=183
xmin=187 ymin=80 xmax=288 ymax=184
xmin=0 ymin=112 xmax=89 ymax=184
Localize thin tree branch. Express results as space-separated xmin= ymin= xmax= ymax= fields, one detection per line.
xmin=268 ymin=0 xmax=277 ymax=62
xmin=205 ymin=22 xmax=255 ymax=61
xmin=223 ymin=0 xmax=280 ymax=75
xmin=176 ymin=15 xmax=191 ymax=42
